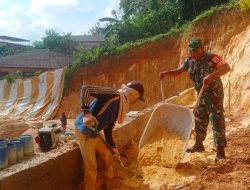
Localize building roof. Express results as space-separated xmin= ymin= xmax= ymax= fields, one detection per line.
xmin=0 ymin=35 xmax=29 ymax=42
xmin=71 ymin=35 xmax=105 ymax=43
xmin=0 ymin=41 xmax=32 ymax=50
xmin=0 ymin=49 xmax=72 ymax=69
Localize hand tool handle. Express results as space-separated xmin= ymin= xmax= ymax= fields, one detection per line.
xmin=160 ymin=79 xmax=165 ymax=102
xmin=194 ymin=85 xmax=206 ymax=110
xmin=193 ymin=85 xmax=206 ymax=122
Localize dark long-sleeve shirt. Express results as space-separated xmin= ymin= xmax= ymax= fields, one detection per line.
xmin=80 ymin=85 xmax=119 ymax=110
xmin=75 ymin=85 xmax=120 ymax=147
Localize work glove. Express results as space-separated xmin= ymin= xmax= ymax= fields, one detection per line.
xmin=82 ymin=113 xmax=99 ymax=133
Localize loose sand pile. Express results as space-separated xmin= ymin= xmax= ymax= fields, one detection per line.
xmin=138 ymin=127 xmax=185 ymax=168
xmin=0 ymin=118 xmax=30 ymax=139
xmin=104 ymin=127 xmax=202 ymax=190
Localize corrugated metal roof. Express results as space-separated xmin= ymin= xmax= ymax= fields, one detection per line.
xmin=0 ymin=49 xmax=73 ymax=69
xmin=0 ymin=35 xmax=29 ymax=42
xmin=0 ymin=41 xmax=32 ymax=50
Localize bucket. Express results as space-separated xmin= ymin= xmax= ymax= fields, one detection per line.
xmin=11 ymin=140 xmax=23 ymax=161
xmin=0 ymin=144 xmax=8 ymax=169
xmin=7 ymin=142 xmax=17 ymax=164
xmin=19 ymin=135 xmax=34 ymax=156
xmin=0 ymin=138 xmax=8 ymax=145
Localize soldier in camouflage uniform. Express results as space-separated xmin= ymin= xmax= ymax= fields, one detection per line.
xmin=159 ymin=39 xmax=231 ymax=162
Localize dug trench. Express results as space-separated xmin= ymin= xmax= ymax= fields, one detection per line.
xmin=0 ymin=7 xmax=250 ymax=190
xmin=104 ymin=112 xmax=250 ymax=190
xmin=1 ymin=88 xmax=249 ymax=190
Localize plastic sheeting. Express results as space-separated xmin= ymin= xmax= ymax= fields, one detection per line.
xmin=0 ymin=68 xmax=66 ymax=121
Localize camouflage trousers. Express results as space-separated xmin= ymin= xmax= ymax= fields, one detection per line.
xmin=194 ymin=91 xmax=226 ymax=147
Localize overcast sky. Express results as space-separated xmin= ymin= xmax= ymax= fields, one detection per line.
xmin=0 ymin=0 xmax=119 ymax=43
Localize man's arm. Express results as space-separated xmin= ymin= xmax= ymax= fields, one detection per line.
xmin=203 ymin=63 xmax=231 ymax=86
xmin=104 ymin=122 xmax=116 ymax=147
xmin=159 ymin=65 xmax=186 ymax=80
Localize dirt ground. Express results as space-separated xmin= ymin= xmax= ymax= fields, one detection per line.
xmin=1 ymin=108 xmax=249 ymax=190
xmin=183 ymin=113 xmax=250 ymax=190
xmin=101 ymin=112 xmax=250 ymax=190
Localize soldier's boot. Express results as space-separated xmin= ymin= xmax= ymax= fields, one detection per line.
xmin=215 ymin=146 xmax=226 ymax=163
xmin=186 ymin=140 xmax=205 ymax=153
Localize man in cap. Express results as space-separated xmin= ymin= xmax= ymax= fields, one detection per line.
xmin=74 ymin=81 xmax=144 ymax=190
xmin=159 ymin=39 xmax=231 ymax=163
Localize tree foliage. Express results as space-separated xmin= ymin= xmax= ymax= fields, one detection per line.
xmin=98 ymin=7 xmax=136 ymax=39
xmin=0 ymin=47 xmax=15 ymax=58
xmin=90 ymin=0 xmax=232 ymax=44
xmin=33 ymin=30 xmax=75 ymax=54
xmin=239 ymin=0 xmax=250 ymax=11
xmin=4 ymin=70 xmax=24 ymax=84
xmin=68 ymin=0 xmax=237 ymax=89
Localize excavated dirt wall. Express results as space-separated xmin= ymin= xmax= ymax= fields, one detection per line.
xmin=0 ymin=148 xmax=83 ymax=190
xmin=58 ymin=8 xmax=250 ymax=118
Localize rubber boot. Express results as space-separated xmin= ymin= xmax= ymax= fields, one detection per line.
xmin=186 ymin=140 xmax=205 ymax=153
xmin=215 ymin=146 xmax=226 ymax=163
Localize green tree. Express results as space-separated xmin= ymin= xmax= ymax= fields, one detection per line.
xmin=88 ymin=22 xmax=105 ymax=35
xmin=90 ymin=0 xmax=231 ymax=46
xmin=4 ymin=70 xmax=24 ymax=84
xmin=147 ymin=0 xmax=160 ymax=11
xmin=117 ymin=0 xmax=183 ymax=42
xmin=0 ymin=47 xmax=15 ymax=58
xmin=33 ymin=30 xmax=75 ymax=54
xmin=99 ymin=8 xmax=136 ymax=38
xmin=120 ymin=0 xmax=147 ymax=13
xmin=15 ymin=70 xmax=23 ymax=79
xmin=239 ymin=0 xmax=250 ymax=11
xmin=33 ymin=41 xmax=45 ymax=49
xmin=179 ymin=0 xmax=230 ymax=21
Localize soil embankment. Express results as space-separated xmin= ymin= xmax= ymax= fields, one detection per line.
xmin=58 ymin=8 xmax=250 ymax=118
xmin=62 ymin=8 xmax=250 ymax=189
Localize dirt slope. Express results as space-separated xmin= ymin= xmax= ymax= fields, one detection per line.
xmin=61 ymin=7 xmax=250 ymax=190
xmin=57 ymin=8 xmax=250 ymax=118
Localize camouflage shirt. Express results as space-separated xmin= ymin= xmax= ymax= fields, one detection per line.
xmin=183 ymin=52 xmax=225 ymax=97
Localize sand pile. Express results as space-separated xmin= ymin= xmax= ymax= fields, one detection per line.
xmin=104 ymin=128 xmax=196 ymax=190
xmin=0 ymin=118 xmax=30 ymax=139
xmin=138 ymin=127 xmax=185 ymax=168
xmin=105 ymin=126 xmax=215 ymax=190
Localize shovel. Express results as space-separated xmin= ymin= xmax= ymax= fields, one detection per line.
xmin=97 ymin=133 xmax=126 ymax=169
xmin=193 ymin=85 xmax=206 ymax=122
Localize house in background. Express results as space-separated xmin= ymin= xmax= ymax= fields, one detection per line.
xmin=0 ymin=34 xmax=104 ymax=79
xmin=0 ymin=49 xmax=73 ymax=78
xmin=0 ymin=35 xmax=32 ymax=53
xmin=71 ymin=35 xmax=105 ymax=50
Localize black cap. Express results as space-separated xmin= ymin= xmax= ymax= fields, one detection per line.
xmin=127 ymin=81 xmax=145 ymax=101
